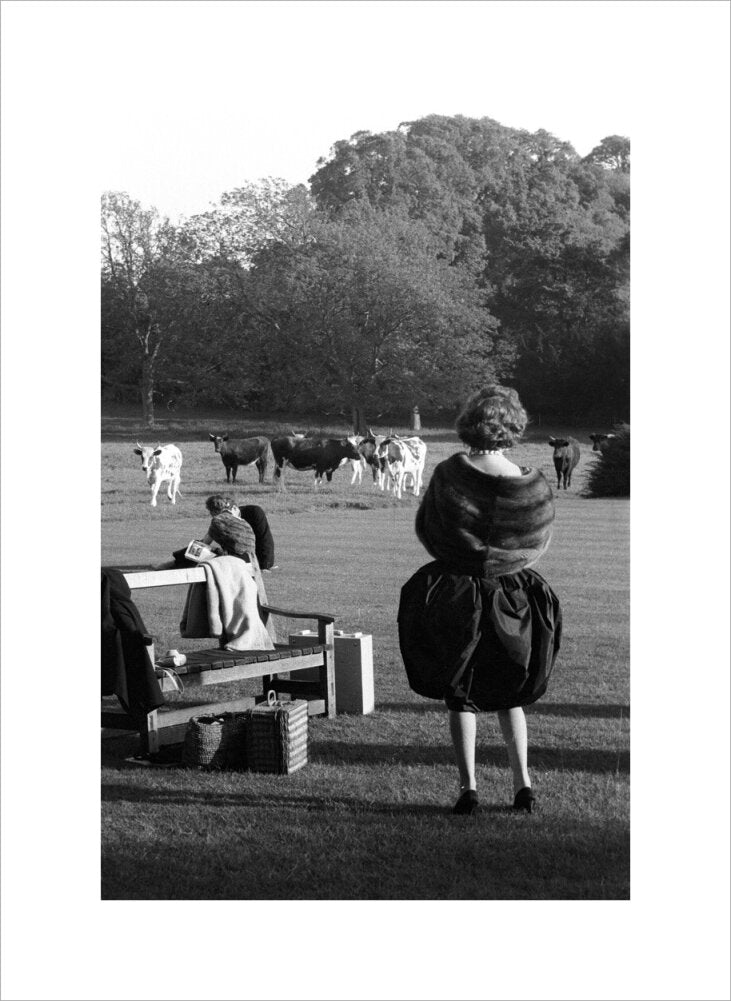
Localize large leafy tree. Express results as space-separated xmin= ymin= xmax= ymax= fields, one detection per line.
xmin=479 ymin=148 xmax=629 ymax=420
xmin=183 ymin=178 xmax=314 ymax=266
xmin=310 ymin=116 xmax=630 ymax=422
xmin=584 ymin=135 xmax=630 ymax=172
xmin=102 ymin=118 xmax=630 ymax=425
xmin=101 ymin=191 xmax=188 ymax=426
xmin=246 ymin=204 xmax=506 ymax=430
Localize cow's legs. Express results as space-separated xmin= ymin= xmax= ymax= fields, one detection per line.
xmin=150 ymin=480 xmax=161 ymax=507
xmin=275 ymin=461 xmax=287 ymax=491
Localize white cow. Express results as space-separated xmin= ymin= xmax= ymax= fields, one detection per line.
xmin=133 ymin=442 xmax=183 ymax=507
xmin=379 ymin=436 xmax=427 ymax=499
xmin=400 ymin=436 xmax=427 ymax=495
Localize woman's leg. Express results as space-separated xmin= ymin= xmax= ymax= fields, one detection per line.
xmin=448 ymin=709 xmax=477 ymax=791
xmin=497 ymin=707 xmax=531 ymax=793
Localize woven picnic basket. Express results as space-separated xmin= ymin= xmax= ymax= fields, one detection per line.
xmin=182 ymin=711 xmax=250 ymax=770
xmin=246 ymin=691 xmax=308 ymax=774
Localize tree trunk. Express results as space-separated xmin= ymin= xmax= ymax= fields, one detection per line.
xmin=141 ymin=355 xmax=155 ymax=428
xmin=351 ymin=403 xmax=366 ymax=435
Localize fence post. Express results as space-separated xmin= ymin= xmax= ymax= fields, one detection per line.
xmin=411 ymin=406 xmax=421 ymax=431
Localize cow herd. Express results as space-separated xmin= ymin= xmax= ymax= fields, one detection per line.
xmin=132 ymin=430 xmax=430 ymax=506
xmin=133 ymin=429 xmax=615 ymax=506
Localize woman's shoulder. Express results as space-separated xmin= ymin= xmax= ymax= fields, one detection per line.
xmin=436 ymin=452 xmax=548 ymax=488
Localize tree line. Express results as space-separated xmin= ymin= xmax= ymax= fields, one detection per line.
xmin=101 ymin=115 xmax=629 ymax=430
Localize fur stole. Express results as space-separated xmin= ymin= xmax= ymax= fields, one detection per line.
xmin=415 ymin=452 xmax=555 ymax=578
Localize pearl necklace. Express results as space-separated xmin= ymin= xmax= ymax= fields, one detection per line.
xmin=469 ymin=448 xmax=503 ymax=456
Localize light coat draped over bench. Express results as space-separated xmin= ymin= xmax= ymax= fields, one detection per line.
xmin=180 ymin=556 xmax=274 ymax=651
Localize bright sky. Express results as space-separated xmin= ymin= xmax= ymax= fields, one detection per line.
xmin=92 ymin=0 xmax=637 ymax=219
xmin=3 ymin=0 xmax=657 ymax=220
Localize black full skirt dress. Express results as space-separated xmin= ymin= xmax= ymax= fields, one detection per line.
xmin=398 ymin=561 xmax=562 ymax=712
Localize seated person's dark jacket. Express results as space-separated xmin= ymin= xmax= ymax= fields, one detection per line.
xmin=101 ymin=568 xmax=164 ymax=722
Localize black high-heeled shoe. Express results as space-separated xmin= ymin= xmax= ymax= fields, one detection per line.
xmin=452 ymin=789 xmax=479 ymax=815
xmin=512 ymin=787 xmax=535 ymax=813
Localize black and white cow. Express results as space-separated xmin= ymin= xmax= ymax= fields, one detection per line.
xmin=208 ymin=433 xmax=271 ymax=483
xmin=377 ymin=435 xmax=427 ymax=499
xmin=548 ymin=436 xmax=581 ymax=490
xmin=589 ymin=433 xmax=617 ymax=452
xmin=343 ymin=431 xmax=384 ymax=486
xmin=270 ymin=435 xmax=361 ymax=488
xmin=133 ymin=442 xmax=183 ymax=506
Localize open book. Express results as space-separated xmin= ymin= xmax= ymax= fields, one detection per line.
xmin=183 ymin=540 xmax=219 ymax=564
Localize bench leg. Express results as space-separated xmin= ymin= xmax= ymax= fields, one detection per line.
xmin=141 ymin=710 xmax=160 ymax=756
xmin=318 ymin=621 xmax=336 ymax=718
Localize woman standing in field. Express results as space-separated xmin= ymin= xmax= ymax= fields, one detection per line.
xmin=398 ymin=385 xmax=562 ymax=815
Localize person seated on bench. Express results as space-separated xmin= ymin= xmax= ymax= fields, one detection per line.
xmin=157 ymin=495 xmax=277 ymax=637
xmin=201 ymin=495 xmax=276 ymax=571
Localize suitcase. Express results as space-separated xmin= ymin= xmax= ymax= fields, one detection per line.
xmin=246 ymin=691 xmax=308 ymax=774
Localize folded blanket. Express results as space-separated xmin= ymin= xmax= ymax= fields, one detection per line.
xmin=180 ymin=556 xmax=274 ymax=651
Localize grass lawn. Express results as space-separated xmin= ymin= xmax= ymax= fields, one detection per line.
xmin=101 ymin=416 xmax=629 ymax=899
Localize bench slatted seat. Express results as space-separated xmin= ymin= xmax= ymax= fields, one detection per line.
xmin=101 ymin=566 xmax=337 ymax=755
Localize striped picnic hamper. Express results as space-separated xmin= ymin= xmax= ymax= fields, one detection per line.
xmin=246 ymin=691 xmax=309 ymax=774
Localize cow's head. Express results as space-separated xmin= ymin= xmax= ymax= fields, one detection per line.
xmin=208 ymin=433 xmax=229 ymax=453
xmin=344 ymin=437 xmax=362 ymax=460
xmin=548 ymin=437 xmax=570 ymax=450
xmin=133 ymin=441 xmax=161 ymax=472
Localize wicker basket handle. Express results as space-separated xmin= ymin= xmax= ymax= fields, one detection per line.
xmin=266 ymin=689 xmax=277 ymax=707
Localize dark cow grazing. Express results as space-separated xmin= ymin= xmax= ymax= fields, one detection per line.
xmin=270 ymin=435 xmax=361 ymax=488
xmin=589 ymin=433 xmax=617 ymax=452
xmin=548 ymin=436 xmax=581 ymax=490
xmin=208 ymin=433 xmax=271 ymax=483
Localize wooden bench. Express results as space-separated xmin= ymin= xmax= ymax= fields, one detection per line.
xmin=101 ymin=565 xmax=336 ymax=755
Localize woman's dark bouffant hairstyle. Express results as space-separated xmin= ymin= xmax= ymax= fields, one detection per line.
xmin=456 ymin=385 xmax=528 ymax=450
xmin=205 ymin=494 xmax=236 ymax=515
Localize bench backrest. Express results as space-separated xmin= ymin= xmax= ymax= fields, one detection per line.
xmin=123 ymin=567 xmax=206 ymax=590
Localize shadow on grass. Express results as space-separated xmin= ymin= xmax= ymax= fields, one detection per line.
xmin=309 ymin=741 xmax=629 ymax=773
xmin=528 ymin=703 xmax=630 ymax=719
xmin=376 ymin=701 xmax=446 ymax=714
xmin=101 ymin=784 xmax=519 ymax=815
xmin=102 ymin=739 xmax=628 ymax=774
xmin=379 ymin=701 xmax=630 ymax=719
xmin=101 ymin=802 xmax=630 ymax=900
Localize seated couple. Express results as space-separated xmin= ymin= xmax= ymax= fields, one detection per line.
xmin=157 ymin=493 xmax=276 ymax=606
xmin=158 ymin=494 xmax=278 ymax=648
